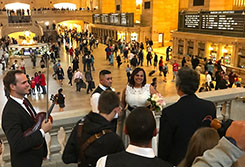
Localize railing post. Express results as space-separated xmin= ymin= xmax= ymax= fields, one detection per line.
xmin=216 ymin=102 xmax=224 ymax=120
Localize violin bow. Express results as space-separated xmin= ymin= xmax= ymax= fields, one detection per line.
xmin=45 ymin=51 xmax=50 ymax=122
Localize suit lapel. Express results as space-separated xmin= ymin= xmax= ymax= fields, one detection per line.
xmin=9 ymin=98 xmax=35 ymax=123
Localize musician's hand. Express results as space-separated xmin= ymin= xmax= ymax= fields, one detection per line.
xmin=226 ymin=120 xmax=245 ymax=151
xmin=41 ymin=119 xmax=52 ymax=133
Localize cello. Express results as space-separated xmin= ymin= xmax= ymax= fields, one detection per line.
xmin=24 ymin=94 xmax=56 ymax=137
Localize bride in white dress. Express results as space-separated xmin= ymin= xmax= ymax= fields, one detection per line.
xmin=121 ymin=67 xmax=158 ymax=153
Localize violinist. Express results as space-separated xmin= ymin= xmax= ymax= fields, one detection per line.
xmin=2 ymin=70 xmax=52 ymax=167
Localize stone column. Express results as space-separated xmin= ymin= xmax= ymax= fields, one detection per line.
xmin=183 ymin=39 xmax=188 ymax=57
xmin=232 ymin=43 xmax=238 ymax=67
xmin=193 ymin=40 xmax=198 ymax=56
xmin=205 ymin=42 xmax=209 ymax=59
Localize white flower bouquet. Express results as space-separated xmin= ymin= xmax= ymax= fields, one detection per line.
xmin=147 ymin=93 xmax=166 ymax=112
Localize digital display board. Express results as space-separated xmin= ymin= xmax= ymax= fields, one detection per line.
xmin=201 ymin=11 xmax=244 ymax=31
xmin=93 ymin=13 xmax=134 ymax=27
xmin=184 ymin=14 xmax=200 ymax=29
xmin=178 ymin=10 xmax=245 ymax=37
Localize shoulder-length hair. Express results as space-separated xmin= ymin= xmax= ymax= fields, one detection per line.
xmin=178 ymin=127 xmax=220 ymax=167
xmin=128 ymin=67 xmax=146 ymax=87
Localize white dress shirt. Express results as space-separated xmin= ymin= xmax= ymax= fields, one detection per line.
xmin=74 ymin=71 xmax=84 ymax=80
xmin=90 ymin=84 xmax=112 ymax=113
xmin=96 ymin=144 xmax=155 ymax=167
xmin=10 ymin=95 xmax=45 ymax=137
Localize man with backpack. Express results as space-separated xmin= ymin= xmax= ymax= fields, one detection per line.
xmin=62 ymin=90 xmax=124 ymax=167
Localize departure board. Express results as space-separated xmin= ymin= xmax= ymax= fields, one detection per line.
xmin=93 ymin=13 xmax=134 ymax=27
xmin=201 ymin=11 xmax=244 ymax=31
xmin=184 ymin=14 xmax=200 ymax=29
xmin=178 ymin=10 xmax=245 ymax=37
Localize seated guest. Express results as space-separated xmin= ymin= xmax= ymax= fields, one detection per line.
xmin=96 ymin=107 xmax=173 ymax=167
xmin=62 ymin=90 xmax=124 ymax=167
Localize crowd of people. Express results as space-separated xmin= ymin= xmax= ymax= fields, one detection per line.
xmin=1 ymin=27 xmax=245 ymax=167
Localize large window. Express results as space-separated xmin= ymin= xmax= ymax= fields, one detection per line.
xmin=5 ymin=3 xmax=30 ymax=10
xmin=193 ymin=0 xmax=204 ymax=6
xmin=116 ymin=5 xmax=120 ymax=11
xmin=144 ymin=2 xmax=150 ymax=9
xmin=53 ymin=3 xmax=77 ymax=10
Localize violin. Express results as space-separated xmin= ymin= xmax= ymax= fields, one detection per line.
xmin=211 ymin=118 xmax=233 ymax=137
xmin=24 ymin=94 xmax=56 ymax=137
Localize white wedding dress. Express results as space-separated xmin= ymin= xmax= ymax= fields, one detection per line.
xmin=125 ymin=84 xmax=158 ymax=155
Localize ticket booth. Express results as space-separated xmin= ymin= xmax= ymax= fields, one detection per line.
xmin=187 ymin=41 xmax=194 ymax=56
xmin=238 ymin=48 xmax=245 ymax=68
xmin=208 ymin=43 xmax=218 ymax=62
xmin=222 ymin=45 xmax=232 ymax=65
xmin=198 ymin=42 xmax=205 ymax=58
xmin=178 ymin=39 xmax=184 ymax=55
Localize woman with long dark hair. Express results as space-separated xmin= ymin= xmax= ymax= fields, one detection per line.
xmin=121 ymin=67 xmax=157 ymax=148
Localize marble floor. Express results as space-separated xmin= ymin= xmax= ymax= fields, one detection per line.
xmin=1 ymin=44 xmax=245 ymax=166
xmin=0 ymin=44 xmax=206 ymax=120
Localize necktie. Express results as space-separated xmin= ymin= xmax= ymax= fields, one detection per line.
xmin=23 ymin=99 xmax=35 ymax=119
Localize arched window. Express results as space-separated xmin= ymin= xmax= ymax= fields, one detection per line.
xmin=53 ymin=3 xmax=77 ymax=10
xmin=5 ymin=3 xmax=30 ymax=11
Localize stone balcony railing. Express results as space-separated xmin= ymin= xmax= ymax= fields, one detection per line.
xmin=0 ymin=88 xmax=245 ymax=167
xmin=32 ymin=9 xmax=94 ymax=16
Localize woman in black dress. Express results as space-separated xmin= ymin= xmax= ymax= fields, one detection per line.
xmin=57 ymin=88 xmax=65 ymax=112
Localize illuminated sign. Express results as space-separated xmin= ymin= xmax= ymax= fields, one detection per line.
xmin=93 ymin=13 xmax=134 ymax=27
xmin=178 ymin=10 xmax=245 ymax=37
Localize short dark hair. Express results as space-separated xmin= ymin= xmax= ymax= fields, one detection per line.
xmin=58 ymin=88 xmax=63 ymax=94
xmin=3 ymin=70 xmax=24 ymax=92
xmin=176 ymin=67 xmax=200 ymax=94
xmin=129 ymin=67 xmax=146 ymax=87
xmin=126 ymin=107 xmax=156 ymax=145
xmin=99 ymin=70 xmax=111 ymax=77
xmin=98 ymin=90 xmax=120 ymax=114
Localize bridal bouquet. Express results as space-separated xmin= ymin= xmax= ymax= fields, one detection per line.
xmin=147 ymin=93 xmax=166 ymax=112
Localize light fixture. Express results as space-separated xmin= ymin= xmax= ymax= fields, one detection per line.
xmin=45 ymin=21 xmax=49 ymax=26
xmin=222 ymin=48 xmax=228 ymax=53
xmin=136 ymin=0 xmax=142 ymax=6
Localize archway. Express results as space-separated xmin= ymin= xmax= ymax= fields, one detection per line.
xmin=8 ymin=31 xmax=36 ymax=45
xmin=53 ymin=3 xmax=76 ymax=10
xmin=5 ymin=3 xmax=30 ymax=15
xmin=57 ymin=20 xmax=85 ymax=35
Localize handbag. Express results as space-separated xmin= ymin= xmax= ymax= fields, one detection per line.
xmin=74 ymin=78 xmax=80 ymax=83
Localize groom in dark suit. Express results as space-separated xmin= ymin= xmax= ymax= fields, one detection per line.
xmin=158 ymin=67 xmax=216 ymax=166
xmin=2 ymin=70 xmax=52 ymax=167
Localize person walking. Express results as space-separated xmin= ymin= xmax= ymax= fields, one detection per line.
xmin=74 ymin=69 xmax=84 ymax=92
xmin=67 ymin=66 xmax=73 ymax=86
xmin=153 ymin=53 xmax=158 ymax=69
xmin=56 ymin=88 xmax=65 ymax=112
xmin=85 ymin=71 xmax=94 ymax=94
xmin=146 ymin=52 xmax=152 ymax=66
xmin=38 ymin=71 xmax=46 ymax=94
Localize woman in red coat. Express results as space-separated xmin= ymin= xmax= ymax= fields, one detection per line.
xmin=38 ymin=71 xmax=46 ymax=94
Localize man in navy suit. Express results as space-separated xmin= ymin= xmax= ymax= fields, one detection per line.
xmin=158 ymin=67 xmax=216 ymax=166
xmin=2 ymin=70 xmax=52 ymax=167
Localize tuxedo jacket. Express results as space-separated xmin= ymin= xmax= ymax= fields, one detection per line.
xmin=2 ymin=98 xmax=47 ymax=167
xmin=158 ymin=94 xmax=216 ymax=166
